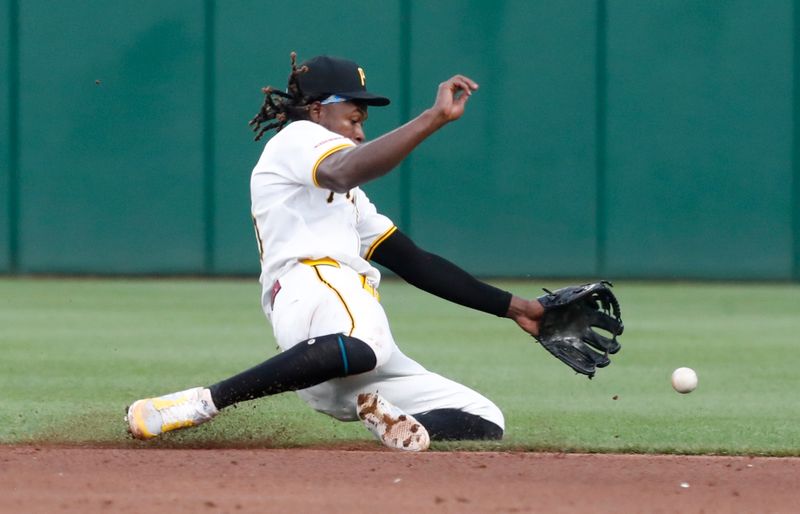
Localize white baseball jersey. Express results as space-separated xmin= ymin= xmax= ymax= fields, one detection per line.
xmin=251 ymin=120 xmax=396 ymax=299
xmin=249 ymin=119 xmax=504 ymax=428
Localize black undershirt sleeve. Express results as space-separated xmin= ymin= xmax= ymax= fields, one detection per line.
xmin=369 ymin=228 xmax=512 ymax=317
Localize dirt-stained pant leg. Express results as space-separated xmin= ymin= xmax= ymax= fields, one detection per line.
xmin=267 ymin=262 xmax=504 ymax=430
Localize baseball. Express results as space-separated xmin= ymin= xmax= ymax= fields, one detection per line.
xmin=671 ymin=367 xmax=698 ymax=394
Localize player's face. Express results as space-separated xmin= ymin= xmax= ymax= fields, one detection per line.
xmin=317 ymin=102 xmax=368 ymax=144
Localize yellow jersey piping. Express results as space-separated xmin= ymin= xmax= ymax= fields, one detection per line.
xmin=312 ymin=143 xmax=355 ymax=187
xmin=300 ymin=257 xmax=340 ymax=267
xmin=364 ymin=225 xmax=398 ymax=260
xmin=309 ymin=264 xmax=356 ymax=336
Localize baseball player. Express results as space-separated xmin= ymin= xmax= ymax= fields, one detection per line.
xmin=126 ymin=53 xmax=547 ymax=451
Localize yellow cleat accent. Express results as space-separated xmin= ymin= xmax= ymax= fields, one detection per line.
xmin=127 ymin=400 xmax=157 ymax=439
xmin=125 ymin=387 xmax=218 ymax=440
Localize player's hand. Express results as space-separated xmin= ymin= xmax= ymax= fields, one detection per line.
xmin=506 ymin=296 xmax=543 ymax=337
xmin=431 ymin=75 xmax=479 ymax=123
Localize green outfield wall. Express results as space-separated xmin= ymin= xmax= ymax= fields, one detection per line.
xmin=2 ymin=0 xmax=798 ymax=280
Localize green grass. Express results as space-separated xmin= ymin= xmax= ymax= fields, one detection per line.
xmin=1 ymin=277 xmax=799 ymax=455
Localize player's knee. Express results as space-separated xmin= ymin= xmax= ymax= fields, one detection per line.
xmin=337 ymin=335 xmax=378 ymax=375
xmin=360 ymin=339 xmax=392 ymax=368
xmin=484 ymin=404 xmax=505 ymax=434
xmin=348 ymin=331 xmax=393 ymax=368
xmin=480 ymin=418 xmax=504 ymax=440
xmin=303 ymin=333 xmax=378 ymax=376
xmin=412 ymin=408 xmax=504 ymax=441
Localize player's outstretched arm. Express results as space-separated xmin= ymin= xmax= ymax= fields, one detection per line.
xmin=316 ymin=75 xmax=478 ymax=193
xmin=370 ymin=229 xmax=542 ymax=336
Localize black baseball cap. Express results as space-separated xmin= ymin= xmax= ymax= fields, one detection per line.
xmin=297 ymin=55 xmax=390 ymax=106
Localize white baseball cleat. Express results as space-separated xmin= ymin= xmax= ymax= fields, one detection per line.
xmin=356 ymin=392 xmax=430 ymax=452
xmin=125 ymin=386 xmax=219 ymax=440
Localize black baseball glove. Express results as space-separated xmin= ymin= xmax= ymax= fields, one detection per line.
xmin=534 ymin=281 xmax=624 ymax=378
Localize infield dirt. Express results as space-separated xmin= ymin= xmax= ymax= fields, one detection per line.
xmin=2 ymin=446 xmax=799 ymax=513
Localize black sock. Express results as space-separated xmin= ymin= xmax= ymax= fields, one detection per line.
xmin=412 ymin=408 xmax=504 ymax=441
xmin=208 ymin=334 xmax=376 ymax=409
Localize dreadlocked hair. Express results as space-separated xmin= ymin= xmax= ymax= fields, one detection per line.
xmin=249 ymin=52 xmax=317 ymax=141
